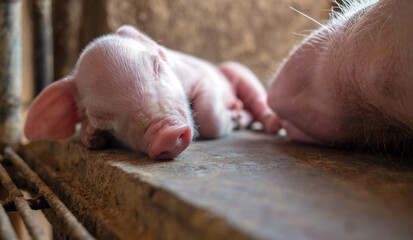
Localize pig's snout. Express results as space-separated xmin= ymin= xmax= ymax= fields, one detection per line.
xmin=148 ymin=125 xmax=192 ymax=160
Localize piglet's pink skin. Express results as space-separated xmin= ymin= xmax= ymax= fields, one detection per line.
xmin=268 ymin=0 xmax=413 ymax=150
xmin=25 ymin=26 xmax=280 ymax=159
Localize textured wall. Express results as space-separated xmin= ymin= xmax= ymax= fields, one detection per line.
xmin=52 ymin=0 xmax=331 ymax=83
xmin=105 ymin=0 xmax=330 ymax=84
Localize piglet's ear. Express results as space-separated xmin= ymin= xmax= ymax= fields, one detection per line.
xmin=24 ymin=77 xmax=80 ymax=140
xmin=116 ymin=25 xmax=169 ymax=64
xmin=116 ymin=25 xmax=156 ymax=46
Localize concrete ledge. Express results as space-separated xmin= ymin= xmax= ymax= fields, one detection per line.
xmin=19 ymin=131 xmax=413 ymax=239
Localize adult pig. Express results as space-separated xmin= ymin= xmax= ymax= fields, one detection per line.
xmin=268 ymin=0 xmax=413 ymax=151
xmin=25 ymin=25 xmax=280 ymax=159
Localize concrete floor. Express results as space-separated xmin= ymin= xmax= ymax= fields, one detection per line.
xmin=20 ymin=130 xmax=413 ymax=240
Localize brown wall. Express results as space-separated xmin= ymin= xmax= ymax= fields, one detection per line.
xmin=51 ymin=0 xmax=331 ymax=84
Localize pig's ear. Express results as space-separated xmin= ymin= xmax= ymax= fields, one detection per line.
xmin=116 ymin=25 xmax=154 ymax=44
xmin=116 ymin=25 xmax=169 ymax=64
xmin=24 ymin=77 xmax=80 ymax=140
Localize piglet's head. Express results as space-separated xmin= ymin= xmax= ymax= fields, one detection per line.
xmin=25 ymin=26 xmax=194 ymax=160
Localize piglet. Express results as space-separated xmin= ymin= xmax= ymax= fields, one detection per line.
xmin=268 ymin=0 xmax=413 ymax=151
xmin=25 ymin=25 xmax=280 ymax=160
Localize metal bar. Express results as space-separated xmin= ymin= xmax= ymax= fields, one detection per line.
xmin=2 ymin=196 xmax=50 ymax=212
xmin=0 ymin=202 xmax=18 ymax=240
xmin=0 ymin=0 xmax=22 ymax=148
xmin=0 ymin=161 xmax=48 ymax=240
xmin=4 ymin=147 xmax=96 ymax=240
xmin=32 ymin=0 xmax=53 ymax=95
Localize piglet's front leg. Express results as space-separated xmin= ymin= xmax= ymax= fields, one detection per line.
xmin=192 ymin=88 xmax=241 ymax=139
xmin=219 ymin=62 xmax=281 ymax=134
xmin=80 ymin=119 xmax=109 ymax=149
xmin=228 ymin=99 xmax=254 ymax=129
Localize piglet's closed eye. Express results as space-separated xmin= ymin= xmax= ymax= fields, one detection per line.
xmin=24 ymin=77 xmax=80 ymax=140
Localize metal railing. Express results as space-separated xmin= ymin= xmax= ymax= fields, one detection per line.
xmin=0 ymin=147 xmax=95 ymax=240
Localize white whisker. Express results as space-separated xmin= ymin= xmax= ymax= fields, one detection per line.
xmin=292 ymin=32 xmax=311 ymax=38
xmin=290 ymin=6 xmax=325 ymax=28
xmin=300 ymin=29 xmax=318 ymax=33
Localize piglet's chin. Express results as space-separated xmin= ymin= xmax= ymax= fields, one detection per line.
xmin=147 ymin=125 xmax=192 ymax=160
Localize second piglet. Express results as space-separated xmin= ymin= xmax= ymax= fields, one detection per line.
xmin=25 ymin=25 xmax=280 ymax=160
xmin=268 ymin=0 xmax=413 ymax=151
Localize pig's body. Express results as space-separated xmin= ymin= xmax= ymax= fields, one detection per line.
xmin=168 ymin=50 xmax=242 ymax=138
xmin=167 ymin=49 xmax=280 ymax=138
xmin=25 ymin=26 xmax=280 ymax=159
xmin=268 ymin=0 xmax=413 ymax=151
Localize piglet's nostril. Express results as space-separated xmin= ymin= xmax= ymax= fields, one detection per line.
xmin=149 ymin=125 xmax=192 ymax=160
xmin=178 ymin=127 xmax=191 ymax=143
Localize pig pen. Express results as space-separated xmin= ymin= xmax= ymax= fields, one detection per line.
xmin=1 ymin=0 xmax=413 ymax=239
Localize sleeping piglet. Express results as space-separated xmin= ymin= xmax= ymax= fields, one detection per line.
xmin=268 ymin=0 xmax=413 ymax=151
xmin=25 ymin=25 xmax=280 ymax=160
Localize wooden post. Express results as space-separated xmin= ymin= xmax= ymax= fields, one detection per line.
xmin=32 ymin=0 xmax=53 ymax=95
xmin=0 ymin=0 xmax=22 ymax=149
xmin=52 ymin=0 xmax=83 ymax=79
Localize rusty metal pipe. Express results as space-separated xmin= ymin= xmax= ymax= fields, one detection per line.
xmin=0 ymin=0 xmax=22 ymax=148
xmin=2 ymin=196 xmax=49 ymax=212
xmin=4 ymin=147 xmax=95 ymax=240
xmin=0 ymin=202 xmax=18 ymax=240
xmin=0 ymin=162 xmax=48 ymax=240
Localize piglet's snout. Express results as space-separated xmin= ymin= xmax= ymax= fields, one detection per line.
xmin=148 ymin=125 xmax=192 ymax=160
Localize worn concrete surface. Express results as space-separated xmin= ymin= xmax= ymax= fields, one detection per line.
xmin=19 ymin=131 xmax=413 ymax=240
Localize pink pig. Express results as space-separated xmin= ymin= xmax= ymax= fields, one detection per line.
xmin=25 ymin=25 xmax=280 ymax=159
xmin=268 ymin=0 xmax=413 ymax=151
